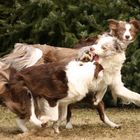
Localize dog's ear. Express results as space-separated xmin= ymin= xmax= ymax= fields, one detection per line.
xmin=108 ymin=19 xmax=118 ymax=30
xmin=130 ymin=19 xmax=140 ymax=30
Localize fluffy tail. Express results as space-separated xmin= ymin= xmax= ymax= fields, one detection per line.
xmin=1 ymin=43 xmax=43 ymax=70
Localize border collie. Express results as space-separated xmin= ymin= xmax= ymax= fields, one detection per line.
xmin=0 ymin=35 xmax=125 ymax=133
xmin=0 ymin=19 xmax=140 ymax=133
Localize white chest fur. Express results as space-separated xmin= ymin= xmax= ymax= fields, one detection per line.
xmin=59 ymin=61 xmax=104 ymax=104
xmin=100 ymin=52 xmax=126 ymax=85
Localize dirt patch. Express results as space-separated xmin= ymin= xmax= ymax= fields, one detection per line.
xmin=0 ymin=106 xmax=140 ymax=140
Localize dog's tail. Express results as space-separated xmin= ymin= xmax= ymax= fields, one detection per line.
xmin=111 ymin=86 xmax=140 ymax=106
xmin=1 ymin=43 xmax=43 ymax=70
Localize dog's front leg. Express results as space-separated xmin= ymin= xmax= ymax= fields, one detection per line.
xmin=109 ymin=71 xmax=140 ymax=106
xmin=93 ymin=87 xmax=107 ymax=106
xmin=39 ymin=99 xmax=59 ymax=123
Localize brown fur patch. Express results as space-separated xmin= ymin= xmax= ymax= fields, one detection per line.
xmin=9 ymin=62 xmax=68 ymax=108
xmin=94 ymin=62 xmax=103 ymax=79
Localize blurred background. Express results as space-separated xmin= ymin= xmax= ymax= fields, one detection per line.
xmin=0 ymin=0 xmax=140 ymax=107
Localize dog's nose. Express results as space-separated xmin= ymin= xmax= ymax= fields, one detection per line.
xmin=125 ymin=35 xmax=130 ymax=39
xmin=90 ymin=47 xmax=95 ymax=51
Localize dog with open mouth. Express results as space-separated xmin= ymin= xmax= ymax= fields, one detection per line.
xmin=65 ymin=19 xmax=140 ymax=129
xmin=0 ymin=34 xmax=125 ymax=133
xmin=0 ymin=19 xmax=140 ymax=134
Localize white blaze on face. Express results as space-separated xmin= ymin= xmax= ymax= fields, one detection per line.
xmin=123 ymin=24 xmax=132 ymax=41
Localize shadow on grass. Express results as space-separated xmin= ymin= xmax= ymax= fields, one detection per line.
xmin=0 ymin=123 xmax=108 ymax=137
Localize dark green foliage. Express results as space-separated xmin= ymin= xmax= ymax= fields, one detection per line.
xmin=0 ymin=0 xmax=140 ymax=106
xmin=0 ymin=0 xmax=140 ymax=50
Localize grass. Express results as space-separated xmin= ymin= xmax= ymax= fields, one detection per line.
xmin=0 ymin=106 xmax=140 ymax=140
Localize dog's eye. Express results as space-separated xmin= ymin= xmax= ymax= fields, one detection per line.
xmin=102 ymin=45 xmax=108 ymax=50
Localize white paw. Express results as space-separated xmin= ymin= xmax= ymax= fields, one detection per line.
xmin=113 ymin=124 xmax=122 ymax=129
xmin=53 ymin=123 xmax=60 ymax=134
xmin=35 ymin=121 xmax=42 ymax=128
xmin=39 ymin=115 xmax=49 ymax=124
xmin=94 ymin=100 xmax=99 ymax=106
xmin=66 ymin=122 xmax=73 ymax=129
xmin=54 ymin=127 xmax=60 ymax=134
xmin=30 ymin=117 xmax=43 ymax=127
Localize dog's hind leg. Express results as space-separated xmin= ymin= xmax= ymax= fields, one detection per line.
xmin=93 ymin=87 xmax=107 ymax=106
xmin=109 ymin=72 xmax=140 ymax=106
xmin=16 ymin=118 xmax=28 ymax=133
xmin=53 ymin=103 xmax=68 ymax=133
xmin=95 ymin=101 xmax=121 ymax=128
xmin=66 ymin=105 xmax=73 ymax=129
xmin=29 ymin=92 xmax=43 ymax=127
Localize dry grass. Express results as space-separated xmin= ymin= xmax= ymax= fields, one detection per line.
xmin=0 ymin=106 xmax=140 ymax=140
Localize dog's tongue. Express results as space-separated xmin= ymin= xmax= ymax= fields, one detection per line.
xmin=94 ymin=55 xmax=99 ymax=61
xmin=92 ymin=54 xmax=99 ymax=62
xmin=89 ymin=47 xmax=99 ymax=62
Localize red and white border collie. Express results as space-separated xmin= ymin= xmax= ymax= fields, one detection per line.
xmin=65 ymin=19 xmax=140 ymax=129
xmin=0 ymin=34 xmax=124 ymax=133
xmin=2 ymin=33 xmax=140 ymax=134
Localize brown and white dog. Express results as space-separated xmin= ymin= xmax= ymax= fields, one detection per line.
xmin=66 ymin=19 xmax=140 ymax=129
xmin=0 ymin=19 xmax=140 ymax=133
xmin=1 ymin=19 xmax=139 ymax=106
xmin=0 ymin=35 xmax=124 ymax=133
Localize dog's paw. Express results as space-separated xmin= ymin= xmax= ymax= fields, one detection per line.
xmin=66 ymin=122 xmax=73 ymax=129
xmin=113 ymin=124 xmax=122 ymax=129
xmin=53 ymin=127 xmax=60 ymax=134
xmin=39 ymin=115 xmax=49 ymax=124
xmin=53 ymin=123 xmax=60 ymax=134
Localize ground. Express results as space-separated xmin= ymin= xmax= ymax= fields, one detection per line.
xmin=0 ymin=106 xmax=140 ymax=140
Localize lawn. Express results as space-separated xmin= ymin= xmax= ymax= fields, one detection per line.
xmin=0 ymin=106 xmax=140 ymax=140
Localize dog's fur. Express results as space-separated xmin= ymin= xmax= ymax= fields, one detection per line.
xmin=0 ymin=55 xmax=104 ymax=132
xmin=66 ymin=19 xmax=140 ymax=129
xmin=0 ymin=19 xmax=140 ymax=133
xmin=0 ymin=35 xmax=124 ymax=133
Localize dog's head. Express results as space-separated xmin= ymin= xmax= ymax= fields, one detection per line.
xmin=4 ymin=82 xmax=31 ymax=119
xmin=108 ymin=19 xmax=140 ymax=44
xmin=91 ymin=35 xmax=125 ymax=57
xmin=0 ymin=69 xmax=32 ymax=119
